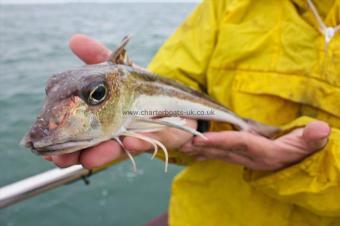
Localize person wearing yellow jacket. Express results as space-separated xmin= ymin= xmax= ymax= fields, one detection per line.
xmin=49 ymin=0 xmax=340 ymax=225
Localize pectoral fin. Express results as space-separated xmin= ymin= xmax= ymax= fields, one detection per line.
xmin=126 ymin=120 xmax=165 ymax=133
xmin=136 ymin=117 xmax=207 ymax=139
xmin=118 ymin=117 xmax=207 ymax=173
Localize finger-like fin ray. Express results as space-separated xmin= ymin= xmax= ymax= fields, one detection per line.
xmin=137 ymin=117 xmax=207 ymax=140
xmin=113 ymin=137 xmax=137 ymax=173
xmin=126 ymin=120 xmax=165 ymax=133
xmin=122 ymin=131 xmax=169 ymax=173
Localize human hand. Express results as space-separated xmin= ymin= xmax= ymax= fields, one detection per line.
xmin=181 ymin=121 xmax=330 ymax=171
xmin=45 ymin=34 xmax=197 ymax=169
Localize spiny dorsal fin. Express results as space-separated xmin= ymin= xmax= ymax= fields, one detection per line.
xmin=108 ymin=35 xmax=133 ymax=66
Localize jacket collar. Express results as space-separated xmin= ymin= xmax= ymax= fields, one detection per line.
xmin=292 ymin=0 xmax=339 ymax=27
xmin=292 ymin=0 xmax=336 ymax=19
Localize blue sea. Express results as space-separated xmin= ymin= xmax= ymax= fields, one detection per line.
xmin=0 ymin=3 xmax=197 ymax=225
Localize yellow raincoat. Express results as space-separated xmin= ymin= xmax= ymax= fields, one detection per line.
xmin=148 ymin=0 xmax=340 ymax=225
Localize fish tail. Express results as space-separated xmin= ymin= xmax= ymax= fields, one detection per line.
xmin=243 ymin=118 xmax=281 ymax=138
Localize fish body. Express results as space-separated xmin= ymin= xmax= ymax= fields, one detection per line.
xmin=21 ymin=37 xmax=279 ymax=171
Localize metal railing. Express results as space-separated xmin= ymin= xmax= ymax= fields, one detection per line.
xmin=0 ymin=160 xmax=120 ymax=208
xmin=0 ymin=165 xmax=89 ymax=208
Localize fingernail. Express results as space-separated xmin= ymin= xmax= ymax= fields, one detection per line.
xmin=319 ymin=126 xmax=331 ymax=138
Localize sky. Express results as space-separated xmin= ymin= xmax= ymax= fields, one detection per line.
xmin=0 ymin=0 xmax=200 ymax=4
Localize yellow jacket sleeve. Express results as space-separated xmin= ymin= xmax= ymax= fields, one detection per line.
xmin=244 ymin=116 xmax=340 ymax=217
xmin=147 ymin=0 xmax=226 ymax=165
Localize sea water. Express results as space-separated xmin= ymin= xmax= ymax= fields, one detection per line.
xmin=0 ymin=3 xmax=196 ymax=225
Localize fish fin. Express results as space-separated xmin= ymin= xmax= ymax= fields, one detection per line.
xmin=123 ymin=131 xmax=159 ymax=160
xmin=243 ymin=118 xmax=281 ymax=138
xmin=122 ymin=131 xmax=159 ymax=160
xmin=113 ymin=136 xmax=137 ymax=172
xmin=137 ymin=117 xmax=207 ymax=140
xmin=108 ymin=35 xmax=133 ymax=66
xmin=108 ymin=36 xmax=152 ymax=73
xmin=122 ymin=131 xmax=168 ymax=172
xmin=126 ymin=120 xmax=166 ymax=133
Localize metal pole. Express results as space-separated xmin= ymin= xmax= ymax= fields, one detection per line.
xmin=0 ymin=165 xmax=90 ymax=208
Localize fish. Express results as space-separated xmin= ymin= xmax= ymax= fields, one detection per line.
xmin=20 ymin=36 xmax=280 ymax=172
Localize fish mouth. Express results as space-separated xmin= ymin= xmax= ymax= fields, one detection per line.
xmin=32 ymin=139 xmax=98 ymax=156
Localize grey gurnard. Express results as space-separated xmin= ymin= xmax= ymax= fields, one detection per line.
xmin=21 ymin=36 xmax=280 ymax=172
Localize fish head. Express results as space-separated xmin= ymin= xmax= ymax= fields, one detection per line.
xmin=21 ymin=64 xmax=127 ymax=155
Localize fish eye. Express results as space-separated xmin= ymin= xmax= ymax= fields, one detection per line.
xmin=88 ymin=84 xmax=107 ymax=105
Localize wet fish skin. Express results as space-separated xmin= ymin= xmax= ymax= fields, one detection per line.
xmin=20 ymin=37 xmax=280 ymax=167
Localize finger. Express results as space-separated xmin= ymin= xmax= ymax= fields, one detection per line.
xmin=302 ymin=121 xmax=330 ymax=151
xmin=43 ymin=156 xmax=52 ymax=161
xmin=193 ymin=131 xmax=275 ymax=159
xmin=222 ymin=151 xmax=259 ymax=169
xmin=52 ymin=152 xmax=80 ymax=168
xmin=123 ymin=119 xmax=197 ymax=153
xmin=198 ymin=147 xmax=233 ymax=159
xmin=80 ymin=140 xmax=123 ymax=169
xmin=180 ymin=140 xmax=201 ymax=155
xmin=193 ymin=147 xmax=258 ymax=169
xmin=193 ymin=131 xmax=254 ymax=154
xmin=123 ymin=136 xmax=154 ymax=154
xmin=188 ymin=145 xmax=246 ymax=161
xmin=123 ymin=128 xmax=192 ymax=153
xmin=181 ymin=143 xmax=212 ymax=157
xmin=69 ymin=34 xmax=111 ymax=64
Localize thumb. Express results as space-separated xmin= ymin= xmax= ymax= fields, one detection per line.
xmin=302 ymin=121 xmax=330 ymax=152
xmin=69 ymin=34 xmax=111 ymax=64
